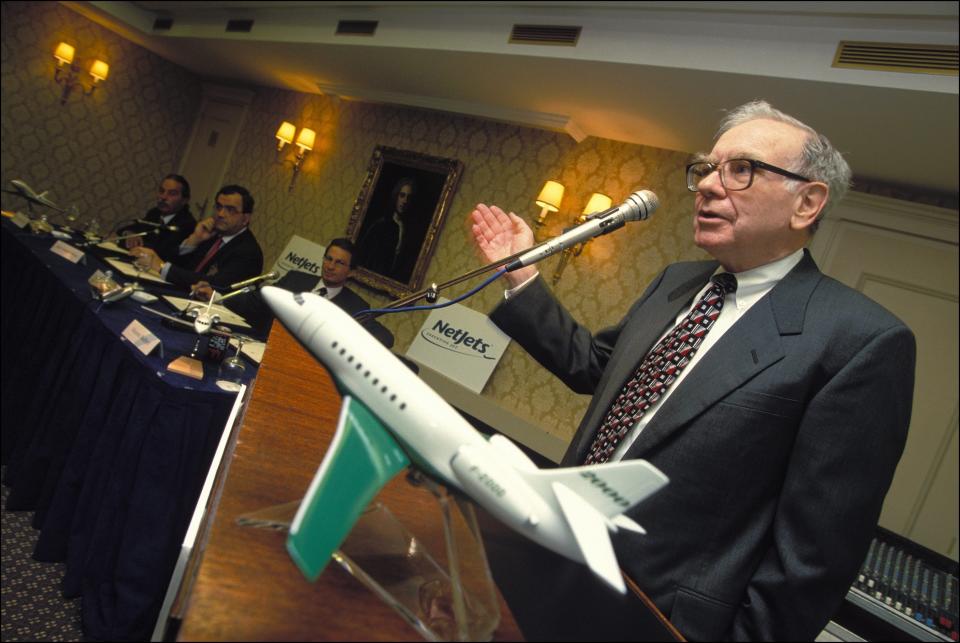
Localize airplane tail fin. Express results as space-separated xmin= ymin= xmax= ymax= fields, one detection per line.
xmin=517 ymin=458 xmax=668 ymax=593
xmin=287 ymin=395 xmax=409 ymax=580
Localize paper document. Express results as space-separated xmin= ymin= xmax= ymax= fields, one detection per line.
xmin=97 ymin=240 xmax=131 ymax=255
xmin=230 ymin=338 xmax=265 ymax=364
xmin=163 ymin=295 xmax=252 ymax=329
xmin=104 ymin=257 xmax=170 ymax=284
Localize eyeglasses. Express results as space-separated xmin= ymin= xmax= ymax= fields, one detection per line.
xmin=686 ymin=158 xmax=812 ymax=192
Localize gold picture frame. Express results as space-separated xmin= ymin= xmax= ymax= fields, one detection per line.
xmin=347 ymin=146 xmax=464 ymax=299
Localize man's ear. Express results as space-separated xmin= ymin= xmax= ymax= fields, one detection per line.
xmin=791 ymin=182 xmax=828 ymax=232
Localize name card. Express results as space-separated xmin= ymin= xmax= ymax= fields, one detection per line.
xmin=50 ymin=240 xmax=84 ymax=263
xmin=122 ymin=319 xmax=161 ymax=356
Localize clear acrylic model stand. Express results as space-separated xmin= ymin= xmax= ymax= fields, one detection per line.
xmin=236 ymin=471 xmax=501 ymax=641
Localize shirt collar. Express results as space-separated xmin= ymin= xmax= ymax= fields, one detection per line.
xmin=318 ymin=281 xmax=343 ymax=299
xmin=720 ymin=249 xmax=804 ymax=311
xmin=219 ymin=226 xmax=247 ymax=245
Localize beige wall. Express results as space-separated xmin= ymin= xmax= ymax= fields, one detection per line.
xmin=224 ymin=87 xmax=709 ymax=442
xmin=1 ymin=1 xmax=709 ymax=445
xmin=0 ymin=1 xmax=202 ymax=229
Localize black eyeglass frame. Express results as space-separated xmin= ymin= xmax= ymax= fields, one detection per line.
xmin=685 ymin=158 xmax=813 ymax=192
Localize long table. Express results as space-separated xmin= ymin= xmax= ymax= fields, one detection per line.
xmin=1 ymin=220 xmax=256 ymax=641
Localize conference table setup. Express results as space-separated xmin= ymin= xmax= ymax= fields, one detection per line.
xmin=1 ymin=214 xmax=258 ymax=641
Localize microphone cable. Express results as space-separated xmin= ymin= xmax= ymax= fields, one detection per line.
xmin=354 ymin=268 xmax=506 ymax=321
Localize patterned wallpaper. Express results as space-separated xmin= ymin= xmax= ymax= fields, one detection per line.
xmin=1 ymin=1 xmax=708 ymax=445
xmin=0 ymin=1 xmax=202 ymax=231
xmin=225 ymin=88 xmax=708 ymax=442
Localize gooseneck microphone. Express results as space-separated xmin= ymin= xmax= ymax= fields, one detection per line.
xmin=505 ymin=190 xmax=659 ymax=271
xmin=136 ymin=218 xmax=179 ymax=232
xmin=230 ymin=271 xmax=278 ymax=290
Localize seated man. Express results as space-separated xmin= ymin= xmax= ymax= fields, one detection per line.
xmin=130 ymin=184 xmax=263 ymax=291
xmin=116 ymin=174 xmax=196 ymax=262
xmin=194 ymin=237 xmax=394 ymax=347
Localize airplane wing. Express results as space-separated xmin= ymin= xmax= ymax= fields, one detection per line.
xmin=287 ymin=395 xmax=410 ymax=580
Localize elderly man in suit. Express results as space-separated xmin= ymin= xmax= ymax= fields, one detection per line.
xmin=470 ymin=100 xmax=915 ymax=641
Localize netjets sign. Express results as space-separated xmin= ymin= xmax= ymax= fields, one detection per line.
xmin=271 ymin=235 xmax=326 ymax=278
xmin=406 ymin=299 xmax=510 ymax=393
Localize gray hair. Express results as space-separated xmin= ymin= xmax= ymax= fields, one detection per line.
xmin=718 ymin=100 xmax=851 ymax=227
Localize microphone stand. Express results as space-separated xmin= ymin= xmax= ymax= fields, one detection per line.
xmin=356 ymin=237 xmax=558 ymax=322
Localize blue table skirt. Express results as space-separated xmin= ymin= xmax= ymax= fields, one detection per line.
xmin=2 ymin=222 xmax=251 ymax=640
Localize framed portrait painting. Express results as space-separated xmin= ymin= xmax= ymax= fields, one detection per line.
xmin=346 ymin=146 xmax=464 ymax=298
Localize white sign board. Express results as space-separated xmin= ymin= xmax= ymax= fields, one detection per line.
xmin=406 ymin=299 xmax=510 ymax=394
xmin=271 ymin=235 xmax=326 ymax=279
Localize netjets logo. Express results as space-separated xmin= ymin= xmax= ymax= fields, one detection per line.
xmin=421 ymin=320 xmax=496 ymax=359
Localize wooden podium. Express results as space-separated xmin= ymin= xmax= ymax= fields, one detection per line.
xmin=174 ymin=322 xmax=522 ymax=641
xmin=174 ymin=321 xmax=681 ymax=641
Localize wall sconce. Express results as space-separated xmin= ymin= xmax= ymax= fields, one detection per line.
xmin=53 ymin=42 xmax=109 ymax=105
xmin=533 ymin=180 xmax=564 ymax=234
xmin=275 ymin=122 xmax=316 ymax=191
xmin=552 ymin=192 xmax=612 ymax=284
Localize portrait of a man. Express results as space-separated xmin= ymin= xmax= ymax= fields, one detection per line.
xmin=348 ymin=147 xmax=463 ymax=298
xmin=356 ymin=176 xmax=419 ymax=283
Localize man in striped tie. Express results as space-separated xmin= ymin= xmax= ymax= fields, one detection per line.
xmin=470 ymin=101 xmax=915 ymax=641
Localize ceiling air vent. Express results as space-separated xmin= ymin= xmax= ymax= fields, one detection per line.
xmin=833 ymin=41 xmax=958 ymax=76
xmin=153 ymin=17 xmax=173 ymax=31
xmin=510 ymin=24 xmax=581 ymax=46
xmin=226 ymin=19 xmax=254 ymax=33
xmin=336 ymin=20 xmax=378 ymax=36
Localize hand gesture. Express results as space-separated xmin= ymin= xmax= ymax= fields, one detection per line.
xmin=186 ymin=217 xmax=217 ymax=247
xmin=470 ymin=204 xmax=537 ymax=287
xmin=131 ymin=247 xmax=162 ymax=273
xmin=191 ymin=281 xmax=215 ymax=301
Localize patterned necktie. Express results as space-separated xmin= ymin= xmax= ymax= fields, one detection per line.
xmin=194 ymin=237 xmax=222 ymax=274
xmin=584 ymin=273 xmax=738 ymax=464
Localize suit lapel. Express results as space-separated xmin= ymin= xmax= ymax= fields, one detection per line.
xmin=621 ymin=251 xmax=822 ymax=459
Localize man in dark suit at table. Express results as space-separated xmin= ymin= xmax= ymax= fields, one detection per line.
xmin=116 ymin=174 xmax=196 ymax=262
xmin=470 ymin=100 xmax=915 ymax=641
xmin=193 ymin=237 xmax=394 ymax=347
xmin=130 ymin=184 xmax=263 ymax=291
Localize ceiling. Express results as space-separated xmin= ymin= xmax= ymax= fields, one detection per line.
xmin=66 ymin=1 xmax=959 ymax=196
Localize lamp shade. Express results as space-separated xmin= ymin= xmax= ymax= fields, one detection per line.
xmin=583 ymin=192 xmax=612 ymax=216
xmin=54 ymin=42 xmax=75 ymax=65
xmin=275 ymin=121 xmax=296 ymax=146
xmin=535 ymin=180 xmax=564 ymax=212
xmin=89 ymin=59 xmax=109 ymax=82
xmin=295 ymin=127 xmax=316 ymax=151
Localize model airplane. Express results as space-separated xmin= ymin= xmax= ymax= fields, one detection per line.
xmin=5 ymin=179 xmax=64 ymax=213
xmin=262 ymin=286 xmax=669 ymax=593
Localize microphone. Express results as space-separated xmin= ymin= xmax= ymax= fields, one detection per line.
xmin=136 ymin=219 xmax=179 ymax=232
xmin=230 ymin=271 xmax=278 ymax=290
xmin=214 ymin=285 xmax=256 ymax=303
xmin=505 ymin=190 xmax=659 ymax=271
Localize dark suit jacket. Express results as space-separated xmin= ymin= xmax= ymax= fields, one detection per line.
xmin=166 ymin=227 xmax=263 ymax=291
xmin=223 ymin=269 xmax=395 ymax=348
xmin=490 ymin=251 xmax=915 ymax=641
xmin=117 ymin=206 xmax=196 ymax=263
